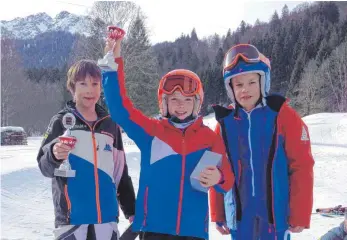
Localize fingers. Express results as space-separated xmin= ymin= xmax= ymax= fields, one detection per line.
xmin=53 ymin=142 xmax=73 ymax=160
xmin=128 ymin=215 xmax=134 ymax=223
xmin=202 ymin=166 xmax=218 ymax=175
xmin=223 ymin=223 xmax=230 ymax=234
xmin=215 ymin=223 xmax=230 ymax=235
xmin=289 ymin=226 xmax=304 ymax=233
xmin=105 ymin=38 xmax=116 ymax=52
xmin=199 ymin=173 xmax=212 ymax=187
xmin=199 ymin=166 xmax=221 ymax=187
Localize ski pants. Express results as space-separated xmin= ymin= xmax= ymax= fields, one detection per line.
xmin=54 ymin=222 xmax=119 ymax=240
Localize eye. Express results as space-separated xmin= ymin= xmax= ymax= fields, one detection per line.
xmin=80 ymin=82 xmax=86 ymax=86
xmin=92 ymin=82 xmax=100 ymax=86
xmin=250 ymin=81 xmax=256 ymax=84
xmin=236 ymin=83 xmax=242 ymax=87
xmin=185 ymin=98 xmax=193 ymax=102
xmin=170 ymin=98 xmax=177 ymax=101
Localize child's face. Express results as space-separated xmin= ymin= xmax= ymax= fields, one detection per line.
xmin=231 ymin=73 xmax=261 ymax=111
xmin=73 ymin=74 xmax=101 ymax=110
xmin=167 ymin=91 xmax=195 ymax=120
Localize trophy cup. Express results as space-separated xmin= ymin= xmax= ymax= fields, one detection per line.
xmin=54 ymin=113 xmax=77 ymax=178
xmin=107 ymin=25 xmax=126 ymax=40
xmin=98 ymin=26 xmax=126 ymax=69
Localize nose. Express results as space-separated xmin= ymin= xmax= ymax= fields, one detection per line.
xmin=177 ymin=99 xmax=184 ymax=107
xmin=241 ymin=86 xmax=248 ymax=93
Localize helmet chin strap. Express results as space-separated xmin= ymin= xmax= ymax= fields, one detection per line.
xmin=167 ymin=113 xmax=195 ymax=123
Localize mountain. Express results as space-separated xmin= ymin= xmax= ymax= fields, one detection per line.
xmin=1 ymin=11 xmax=91 ymax=39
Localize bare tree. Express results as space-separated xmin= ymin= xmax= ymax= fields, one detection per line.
xmin=71 ymin=2 xmax=159 ymax=115
xmin=1 ymin=39 xmax=64 ymax=133
xmin=296 ymin=59 xmax=325 ymax=115
xmin=89 ymin=1 xmax=139 ymax=31
xmin=1 ymin=39 xmax=29 ymax=126
xmin=71 ymin=1 xmax=140 ymax=62
xmin=320 ymin=41 xmax=347 ymax=112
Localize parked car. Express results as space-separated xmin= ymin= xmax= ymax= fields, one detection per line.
xmin=1 ymin=126 xmax=28 ymax=145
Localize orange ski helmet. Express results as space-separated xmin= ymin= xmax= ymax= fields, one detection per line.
xmin=158 ymin=69 xmax=204 ymax=117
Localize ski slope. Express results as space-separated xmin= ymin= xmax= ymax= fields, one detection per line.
xmin=1 ymin=113 xmax=346 ymax=240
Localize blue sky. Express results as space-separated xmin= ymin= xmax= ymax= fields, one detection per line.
xmin=0 ymin=0 xmax=305 ymax=43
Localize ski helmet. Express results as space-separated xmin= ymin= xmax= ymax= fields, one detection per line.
xmin=158 ymin=69 xmax=204 ymax=117
xmin=223 ymin=44 xmax=271 ymax=103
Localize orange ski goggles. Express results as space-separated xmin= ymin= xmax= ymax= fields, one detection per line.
xmin=223 ymin=44 xmax=271 ymax=73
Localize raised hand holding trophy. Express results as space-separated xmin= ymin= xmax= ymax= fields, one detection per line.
xmin=107 ymin=25 xmax=125 ymax=40
xmin=54 ymin=113 xmax=77 ymax=178
xmin=98 ymin=25 xmax=126 ymax=69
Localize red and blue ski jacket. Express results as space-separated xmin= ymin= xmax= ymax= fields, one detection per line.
xmin=210 ymin=96 xmax=314 ymax=232
xmin=102 ymin=57 xmax=234 ymax=239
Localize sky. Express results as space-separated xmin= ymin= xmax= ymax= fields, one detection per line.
xmin=0 ymin=1 xmax=305 ymax=43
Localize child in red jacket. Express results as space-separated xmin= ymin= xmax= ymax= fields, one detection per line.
xmin=210 ymin=44 xmax=315 ymax=240
xmin=100 ymin=36 xmax=235 ymax=240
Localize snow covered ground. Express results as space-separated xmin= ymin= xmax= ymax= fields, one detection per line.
xmin=1 ymin=113 xmax=346 ymax=240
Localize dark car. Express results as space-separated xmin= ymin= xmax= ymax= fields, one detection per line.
xmin=1 ymin=126 xmax=28 ymax=145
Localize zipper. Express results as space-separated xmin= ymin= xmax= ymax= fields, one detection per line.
xmin=142 ymin=187 xmax=149 ymax=227
xmin=91 ymin=116 xmax=109 ymax=223
xmin=64 ymin=184 xmax=71 ymax=222
xmin=72 ymin=113 xmax=109 ymax=224
xmin=176 ymin=133 xmax=186 ymax=235
xmin=246 ymin=112 xmax=255 ymax=197
xmin=270 ymin=128 xmax=279 ymax=233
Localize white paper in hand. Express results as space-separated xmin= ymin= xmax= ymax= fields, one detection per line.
xmin=190 ymin=151 xmax=222 ymax=193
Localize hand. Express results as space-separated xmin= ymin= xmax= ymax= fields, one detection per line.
xmin=53 ymin=142 xmax=73 ymax=160
xmin=199 ymin=166 xmax=222 ymax=188
xmin=105 ymin=36 xmax=123 ymax=58
xmin=128 ymin=215 xmax=134 ymax=223
xmin=289 ymin=226 xmax=305 ymax=233
xmin=215 ymin=222 xmax=230 ymax=235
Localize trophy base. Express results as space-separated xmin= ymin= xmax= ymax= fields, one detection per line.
xmin=54 ymin=169 xmax=76 ymax=178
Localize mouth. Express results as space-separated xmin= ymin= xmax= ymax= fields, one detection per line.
xmin=174 ymin=111 xmax=188 ymax=117
xmin=241 ymin=96 xmax=251 ymax=101
xmin=84 ymin=97 xmax=95 ymax=101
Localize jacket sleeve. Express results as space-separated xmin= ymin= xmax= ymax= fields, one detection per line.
xmin=279 ymin=104 xmax=315 ymax=228
xmin=209 ymin=123 xmax=229 ymax=222
xmin=37 ymin=115 xmax=64 ymax=178
xmin=319 ymin=222 xmax=346 ymax=240
xmin=113 ymin=125 xmax=136 ymax=219
xmin=101 ymin=55 xmax=159 ymax=150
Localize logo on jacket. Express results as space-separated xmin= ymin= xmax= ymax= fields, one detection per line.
xmin=301 ymin=126 xmax=309 ymax=141
xmin=104 ymin=143 xmax=112 ymax=152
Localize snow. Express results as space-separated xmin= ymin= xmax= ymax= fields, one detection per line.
xmin=1 ymin=11 xmax=90 ymax=39
xmin=37 ymin=22 xmax=48 ymax=33
xmin=1 ymin=126 xmax=25 ymax=133
xmin=1 ymin=113 xmax=346 ymax=240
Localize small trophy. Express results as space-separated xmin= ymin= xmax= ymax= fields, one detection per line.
xmin=54 ymin=113 xmax=77 ymax=178
xmin=98 ymin=26 xmax=126 ymax=70
xmin=107 ymin=25 xmax=125 ymax=40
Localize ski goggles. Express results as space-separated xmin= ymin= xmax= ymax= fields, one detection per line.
xmin=223 ymin=44 xmax=271 ymax=73
xmin=162 ymin=75 xmax=199 ymax=96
